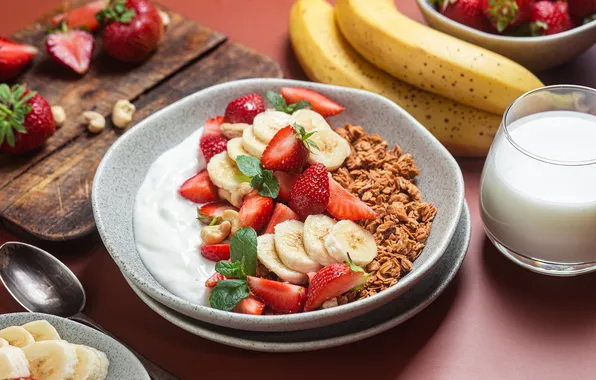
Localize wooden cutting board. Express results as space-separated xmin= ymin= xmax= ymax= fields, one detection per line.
xmin=0 ymin=0 xmax=283 ymax=241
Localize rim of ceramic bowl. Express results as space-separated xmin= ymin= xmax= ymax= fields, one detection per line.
xmin=92 ymin=78 xmax=464 ymax=329
xmin=416 ymin=0 xmax=596 ymax=42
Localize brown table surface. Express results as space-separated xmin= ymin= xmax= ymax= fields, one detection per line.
xmin=3 ymin=1 xmax=596 ymax=379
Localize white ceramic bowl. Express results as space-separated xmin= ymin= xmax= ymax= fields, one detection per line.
xmin=416 ymin=0 xmax=596 ymax=71
xmin=92 ymin=78 xmax=464 ymax=332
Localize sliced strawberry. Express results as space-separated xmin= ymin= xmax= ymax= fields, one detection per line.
xmin=51 ymin=0 xmax=106 ymax=32
xmin=274 ymin=171 xmax=300 ymax=204
xmin=327 ymin=178 xmax=377 ymax=220
xmin=232 ymin=295 xmax=265 ymax=315
xmin=247 ymin=276 xmax=307 ymax=314
xmin=204 ymin=115 xmax=225 ymax=137
xmin=280 ymin=87 xmax=344 ymax=117
xmin=200 ymin=134 xmax=227 ymax=163
xmin=201 ymin=244 xmax=231 ymax=261
xmin=238 ymin=190 xmax=274 ymax=232
xmin=264 ymin=203 xmax=300 ymax=234
xmin=0 ymin=37 xmax=38 ymax=81
xmin=178 ymin=170 xmax=218 ymax=204
xmin=224 ymin=93 xmax=265 ymax=124
xmin=289 ymin=163 xmax=330 ymax=219
xmin=198 ymin=201 xmax=236 ymax=224
xmin=262 ymin=125 xmax=310 ymax=172
xmin=304 ymin=263 xmax=367 ymax=312
xmin=205 ymin=272 xmax=225 ymax=288
xmin=46 ymin=25 xmax=95 ymax=75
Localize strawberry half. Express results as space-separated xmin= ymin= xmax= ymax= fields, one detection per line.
xmin=247 ymin=276 xmax=307 ymax=314
xmin=289 ymin=163 xmax=330 ymax=219
xmin=200 ymin=134 xmax=227 ymax=163
xmin=46 ymin=23 xmax=95 ymax=75
xmin=224 ymin=93 xmax=265 ymax=124
xmin=178 ymin=170 xmax=218 ymax=204
xmin=198 ymin=201 xmax=236 ymax=224
xmin=264 ymin=203 xmax=300 ymax=234
xmin=201 ymin=244 xmax=231 ymax=261
xmin=280 ymin=87 xmax=344 ymax=117
xmin=0 ymin=38 xmax=38 ymax=81
xmin=232 ymin=295 xmax=265 ymax=315
xmin=204 ymin=115 xmax=225 ymax=137
xmin=261 ymin=125 xmax=315 ymax=172
xmin=327 ymin=178 xmax=377 ymax=221
xmin=51 ymin=0 xmax=106 ymax=32
xmin=205 ymin=272 xmax=225 ymax=288
xmin=304 ymin=263 xmax=368 ymax=312
xmin=274 ymin=171 xmax=300 ymax=204
xmin=238 ymin=190 xmax=274 ymax=232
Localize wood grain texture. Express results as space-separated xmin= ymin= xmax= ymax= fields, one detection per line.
xmin=0 ymin=2 xmax=283 ymax=240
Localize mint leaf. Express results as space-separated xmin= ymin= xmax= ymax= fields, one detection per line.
xmin=293 ymin=100 xmax=312 ymax=112
xmin=215 ymin=260 xmax=245 ymax=278
xmin=267 ymin=91 xmax=287 ymax=112
xmin=258 ymin=171 xmax=279 ymax=198
xmin=236 ymin=155 xmax=263 ymax=177
xmin=230 ymin=227 xmax=258 ymax=276
xmin=209 ymin=279 xmax=250 ymax=311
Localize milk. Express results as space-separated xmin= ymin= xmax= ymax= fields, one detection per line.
xmin=481 ymin=111 xmax=596 ymax=264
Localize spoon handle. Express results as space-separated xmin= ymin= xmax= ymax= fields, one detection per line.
xmin=70 ymin=313 xmax=179 ymax=380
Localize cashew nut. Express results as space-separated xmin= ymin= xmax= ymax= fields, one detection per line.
xmin=221 ymin=210 xmax=241 ymax=235
xmin=220 ymin=123 xmax=250 ymax=139
xmin=158 ymin=10 xmax=170 ymax=28
xmin=51 ymin=106 xmax=66 ymax=127
xmin=112 ymin=99 xmax=136 ymax=129
xmin=200 ymin=221 xmax=231 ymax=245
xmin=321 ymin=297 xmax=339 ymax=309
xmin=230 ymin=182 xmax=253 ymax=207
xmin=83 ymin=111 xmax=105 ymax=134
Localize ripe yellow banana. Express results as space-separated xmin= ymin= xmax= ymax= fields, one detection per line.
xmin=335 ymin=0 xmax=544 ymax=115
xmin=289 ymin=0 xmax=500 ymax=156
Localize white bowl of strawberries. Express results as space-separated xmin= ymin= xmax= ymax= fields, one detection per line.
xmin=417 ymin=0 xmax=596 ymax=71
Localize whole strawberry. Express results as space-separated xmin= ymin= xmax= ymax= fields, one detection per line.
xmin=482 ymin=0 xmax=533 ymax=32
xmin=531 ymin=1 xmax=575 ymax=36
xmin=0 ymin=37 xmax=37 ymax=81
xmin=440 ymin=0 xmax=492 ymax=32
xmin=200 ymin=134 xmax=227 ymax=163
xmin=0 ymin=85 xmax=56 ymax=154
xmin=224 ymin=93 xmax=265 ymax=124
xmin=96 ymin=0 xmax=163 ymax=63
xmin=289 ymin=163 xmax=330 ymax=218
xmin=568 ymin=0 xmax=596 ymax=19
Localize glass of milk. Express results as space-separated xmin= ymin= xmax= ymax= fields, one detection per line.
xmin=480 ymin=85 xmax=596 ymax=276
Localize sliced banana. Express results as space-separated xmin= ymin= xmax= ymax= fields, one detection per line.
xmin=325 ymin=220 xmax=378 ymax=266
xmin=0 ymin=337 xmax=8 ymax=348
xmin=207 ymin=151 xmax=247 ymax=191
xmin=253 ymin=109 xmax=293 ymax=143
xmin=274 ymin=220 xmax=322 ymax=273
xmin=227 ymin=137 xmax=253 ymax=162
xmin=0 ymin=326 xmax=35 ymax=348
xmin=89 ymin=347 xmax=109 ymax=380
xmin=242 ymin=126 xmax=268 ymax=159
xmin=303 ymin=215 xmax=338 ymax=266
xmin=292 ymin=109 xmax=332 ymax=133
xmin=72 ymin=345 xmax=102 ymax=380
xmin=257 ymin=234 xmax=308 ymax=285
xmin=307 ymin=129 xmax=351 ymax=171
xmin=0 ymin=345 xmax=30 ymax=379
xmin=22 ymin=320 xmax=61 ymax=341
xmin=23 ymin=340 xmax=78 ymax=380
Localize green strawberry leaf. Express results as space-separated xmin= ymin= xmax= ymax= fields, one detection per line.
xmin=230 ymin=227 xmax=258 ymax=276
xmin=209 ymin=279 xmax=250 ymax=311
xmin=294 ymin=123 xmax=319 ymax=153
xmin=0 ymin=85 xmax=36 ymax=147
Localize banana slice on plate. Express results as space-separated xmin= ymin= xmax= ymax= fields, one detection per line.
xmin=303 ymin=215 xmax=338 ymax=266
xmin=253 ymin=110 xmax=293 ymax=143
xmin=207 ymin=151 xmax=248 ymax=191
xmin=89 ymin=347 xmax=110 ymax=380
xmin=0 ymin=326 xmax=35 ymax=348
xmin=257 ymin=234 xmax=308 ymax=284
xmin=0 ymin=345 xmax=30 ymax=379
xmin=324 ymin=220 xmax=377 ymax=266
xmin=72 ymin=345 xmax=102 ymax=380
xmin=23 ymin=340 xmax=78 ymax=380
xmin=242 ymin=125 xmax=268 ymax=159
xmin=307 ymin=129 xmax=351 ymax=171
xmin=22 ymin=320 xmax=61 ymax=341
xmin=274 ymin=220 xmax=323 ymax=273
xmin=292 ymin=109 xmax=332 ymax=133
xmin=227 ymin=137 xmax=253 ymax=162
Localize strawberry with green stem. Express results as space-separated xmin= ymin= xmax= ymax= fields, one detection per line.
xmin=261 ymin=124 xmax=319 ymax=173
xmin=530 ymin=1 xmax=575 ymax=36
xmin=46 ymin=21 xmax=95 ymax=75
xmin=482 ymin=0 xmax=533 ymax=33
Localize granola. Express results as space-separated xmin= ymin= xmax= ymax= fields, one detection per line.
xmin=333 ymin=124 xmax=437 ymax=302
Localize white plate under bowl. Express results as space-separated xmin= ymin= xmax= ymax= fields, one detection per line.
xmin=0 ymin=313 xmax=150 ymax=379
xmin=126 ymin=204 xmax=470 ymax=352
xmin=92 ymin=78 xmax=465 ymax=332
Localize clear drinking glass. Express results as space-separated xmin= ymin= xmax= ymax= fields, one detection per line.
xmin=480 ymin=85 xmax=596 ymax=276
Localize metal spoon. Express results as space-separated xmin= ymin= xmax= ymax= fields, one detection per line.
xmin=0 ymin=241 xmax=178 ymax=380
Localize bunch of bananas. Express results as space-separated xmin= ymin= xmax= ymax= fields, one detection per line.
xmin=289 ymin=0 xmax=545 ymax=156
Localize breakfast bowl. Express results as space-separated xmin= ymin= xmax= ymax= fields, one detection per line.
xmin=415 ymin=0 xmax=596 ymax=71
xmin=92 ymin=78 xmax=464 ymax=332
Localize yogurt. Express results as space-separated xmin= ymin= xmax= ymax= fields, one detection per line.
xmin=134 ymin=127 xmax=212 ymax=305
